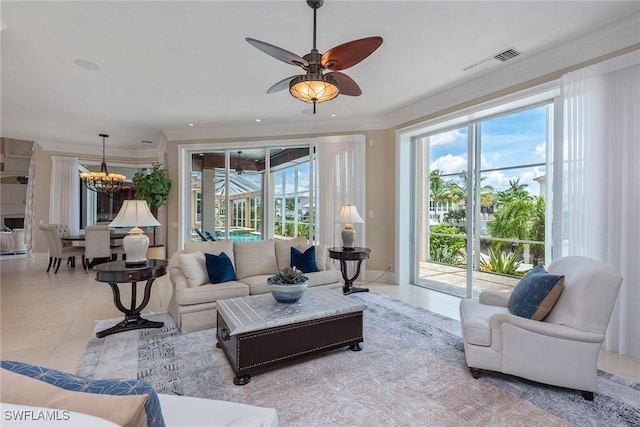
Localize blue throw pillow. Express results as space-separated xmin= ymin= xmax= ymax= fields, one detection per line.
xmin=205 ymin=251 xmax=237 ymax=284
xmin=291 ymin=246 xmax=319 ymax=273
xmin=0 ymin=360 xmax=165 ymax=427
xmin=508 ymin=265 xmax=565 ymax=320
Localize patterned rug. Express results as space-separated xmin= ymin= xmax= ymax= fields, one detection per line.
xmin=78 ymin=292 xmax=640 ymax=426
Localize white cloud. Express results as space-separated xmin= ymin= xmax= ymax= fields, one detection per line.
xmin=430 ymin=154 xmax=467 ymax=174
xmin=428 ymin=129 xmax=464 ymax=147
xmin=534 ymin=142 xmax=545 ymax=159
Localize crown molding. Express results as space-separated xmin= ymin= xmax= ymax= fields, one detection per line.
xmin=163 ymin=115 xmax=389 ymax=142
xmin=35 ymin=140 xmax=163 ymax=160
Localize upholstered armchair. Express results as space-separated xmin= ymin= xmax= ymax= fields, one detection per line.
xmin=459 ymin=256 xmax=622 ymax=400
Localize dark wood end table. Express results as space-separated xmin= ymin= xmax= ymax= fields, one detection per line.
xmin=93 ymin=260 xmax=167 ymax=338
xmin=328 ymin=247 xmax=371 ymax=295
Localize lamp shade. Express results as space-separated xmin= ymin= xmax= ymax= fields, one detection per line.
xmin=336 ymin=205 xmax=364 ymax=225
xmin=110 ymin=200 xmax=160 ymax=228
xmin=109 ymin=200 xmax=160 ymax=265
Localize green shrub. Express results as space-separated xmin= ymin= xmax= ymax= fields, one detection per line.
xmin=480 ymin=247 xmax=522 ymax=276
xmin=429 ymin=224 xmax=465 ymax=265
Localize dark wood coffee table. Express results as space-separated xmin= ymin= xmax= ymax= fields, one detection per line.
xmin=216 ymin=288 xmax=365 ymax=385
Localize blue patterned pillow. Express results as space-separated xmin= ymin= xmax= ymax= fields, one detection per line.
xmin=205 ymin=251 xmax=237 ymax=284
xmin=0 ymin=360 xmax=165 ymax=427
xmin=291 ymin=246 xmax=319 ymax=273
xmin=508 ymin=265 xmax=565 ymax=320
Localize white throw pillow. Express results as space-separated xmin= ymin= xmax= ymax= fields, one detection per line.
xmin=179 ymin=251 xmax=208 ymax=287
xmin=234 ymin=240 xmax=278 ymax=280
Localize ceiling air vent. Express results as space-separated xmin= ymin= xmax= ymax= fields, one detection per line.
xmin=463 ymin=47 xmax=523 ymax=72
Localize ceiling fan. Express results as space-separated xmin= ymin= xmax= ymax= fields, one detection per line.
xmin=246 ymin=0 xmax=383 ymax=114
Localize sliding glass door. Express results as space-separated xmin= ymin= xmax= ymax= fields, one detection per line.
xmin=415 ymin=103 xmax=551 ymax=298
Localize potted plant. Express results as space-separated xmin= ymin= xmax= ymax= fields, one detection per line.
xmin=267 ymin=267 xmax=309 ymax=304
xmin=132 ymin=163 xmax=172 ymax=259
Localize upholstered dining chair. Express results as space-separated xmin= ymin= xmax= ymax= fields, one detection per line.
xmin=459 ymin=256 xmax=623 ymax=400
xmin=39 ymin=225 xmax=85 ymax=273
xmin=84 ymin=225 xmax=112 ymax=272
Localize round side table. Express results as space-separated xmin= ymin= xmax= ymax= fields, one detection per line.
xmin=93 ymin=260 xmax=167 ymax=338
xmin=328 ymin=247 xmax=371 ymax=295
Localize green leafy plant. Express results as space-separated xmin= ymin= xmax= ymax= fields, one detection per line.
xmin=269 ymin=267 xmax=308 ymax=285
xmin=480 ymin=247 xmax=522 ymax=276
xmin=429 ymin=224 xmax=466 ymax=264
xmin=132 ymin=163 xmax=172 ymax=209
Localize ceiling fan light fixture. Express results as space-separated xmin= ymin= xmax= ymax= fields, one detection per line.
xmin=289 ymin=73 xmax=340 ymax=104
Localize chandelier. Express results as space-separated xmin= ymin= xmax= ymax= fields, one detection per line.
xmin=80 ymin=134 xmax=126 ymax=196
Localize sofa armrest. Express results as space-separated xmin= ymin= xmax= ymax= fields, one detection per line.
xmin=490 ymin=313 xmax=604 ymax=343
xmin=169 ymin=268 xmax=190 ymax=292
xmin=479 ymin=291 xmax=509 ymax=307
xmin=157 ymin=394 xmax=278 ymax=427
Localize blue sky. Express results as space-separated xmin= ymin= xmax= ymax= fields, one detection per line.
xmin=429 ymin=105 xmax=548 ymax=196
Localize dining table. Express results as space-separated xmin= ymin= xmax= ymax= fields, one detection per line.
xmin=60 ymin=230 xmax=130 ymax=242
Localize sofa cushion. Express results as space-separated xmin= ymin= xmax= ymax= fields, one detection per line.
xmin=179 ymin=251 xmax=208 ymax=287
xmin=0 ymin=361 xmax=163 ymax=427
xmin=275 ymin=236 xmax=307 ymax=270
xmin=205 ymin=251 xmax=237 ymax=284
xmin=184 ymin=239 xmax=235 ymax=265
xmin=306 ymin=269 xmax=342 ymax=287
xmin=175 ymin=281 xmax=249 ymax=305
xmin=291 ymin=246 xmax=319 ymax=273
xmin=508 ymin=265 xmax=565 ymax=320
xmin=234 ymin=240 xmax=278 ymax=280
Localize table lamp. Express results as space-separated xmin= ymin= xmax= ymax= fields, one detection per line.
xmin=109 ymin=200 xmax=160 ymax=265
xmin=336 ymin=204 xmax=364 ymax=250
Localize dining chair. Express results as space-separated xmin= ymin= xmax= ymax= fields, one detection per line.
xmin=39 ymin=225 xmax=85 ymax=273
xmin=84 ymin=225 xmax=113 ymax=272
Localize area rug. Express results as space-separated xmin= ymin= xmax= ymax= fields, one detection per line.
xmin=78 ymin=292 xmax=640 ymax=426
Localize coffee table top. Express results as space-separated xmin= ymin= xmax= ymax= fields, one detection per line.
xmin=217 ymin=287 xmax=366 ymax=335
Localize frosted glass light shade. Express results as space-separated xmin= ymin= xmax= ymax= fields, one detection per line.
xmin=109 ymin=200 xmax=160 ymax=264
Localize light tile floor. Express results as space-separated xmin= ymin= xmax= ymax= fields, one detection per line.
xmin=1 ymin=253 xmax=639 ymax=383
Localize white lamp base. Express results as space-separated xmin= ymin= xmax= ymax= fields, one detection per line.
xmin=341 ymin=225 xmax=356 ymax=250
xmin=123 ymin=227 xmax=149 ymax=265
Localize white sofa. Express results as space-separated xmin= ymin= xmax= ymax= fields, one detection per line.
xmin=0 ymin=229 xmax=25 ymax=253
xmin=167 ymin=237 xmax=342 ymax=333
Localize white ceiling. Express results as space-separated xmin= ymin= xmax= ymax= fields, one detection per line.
xmin=1 ymin=1 xmax=639 ymax=156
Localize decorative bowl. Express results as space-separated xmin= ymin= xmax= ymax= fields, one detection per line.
xmin=267 ymin=278 xmax=309 ymax=304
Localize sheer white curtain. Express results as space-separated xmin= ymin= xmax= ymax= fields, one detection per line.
xmin=316 ymin=135 xmax=366 ymax=248
xmin=49 ymin=156 xmax=80 ymax=235
xmin=557 ymin=50 xmax=640 ymax=358
xmin=24 ymin=144 xmax=37 ymax=256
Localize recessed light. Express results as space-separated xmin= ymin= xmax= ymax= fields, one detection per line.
xmin=255 ymin=119 xmax=261 ymax=122
xmin=73 ymin=59 xmax=102 ymax=71
xmin=188 ymin=123 xmax=195 ymax=127
xmin=330 ymin=113 xmax=336 ymax=118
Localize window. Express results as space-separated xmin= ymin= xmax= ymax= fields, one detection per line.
xmin=186 ymin=146 xmax=314 ymax=243
xmin=408 ymin=95 xmax=554 ymax=298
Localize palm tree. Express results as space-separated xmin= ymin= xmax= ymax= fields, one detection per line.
xmin=429 ymin=170 xmax=457 ymax=221
xmin=497 ymin=178 xmax=532 ymax=206
xmin=455 ymin=171 xmax=495 ymax=208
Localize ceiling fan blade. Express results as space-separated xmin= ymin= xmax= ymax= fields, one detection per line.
xmin=246 ymin=38 xmax=308 ymax=68
xmin=321 ymin=36 xmax=383 ymax=71
xmin=266 ymin=75 xmax=299 ymax=94
xmin=328 ymin=72 xmax=361 ymax=96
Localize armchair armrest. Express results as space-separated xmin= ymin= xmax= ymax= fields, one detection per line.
xmin=490 ymin=313 xmax=604 ymax=343
xmin=479 ymin=291 xmax=509 ymax=307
